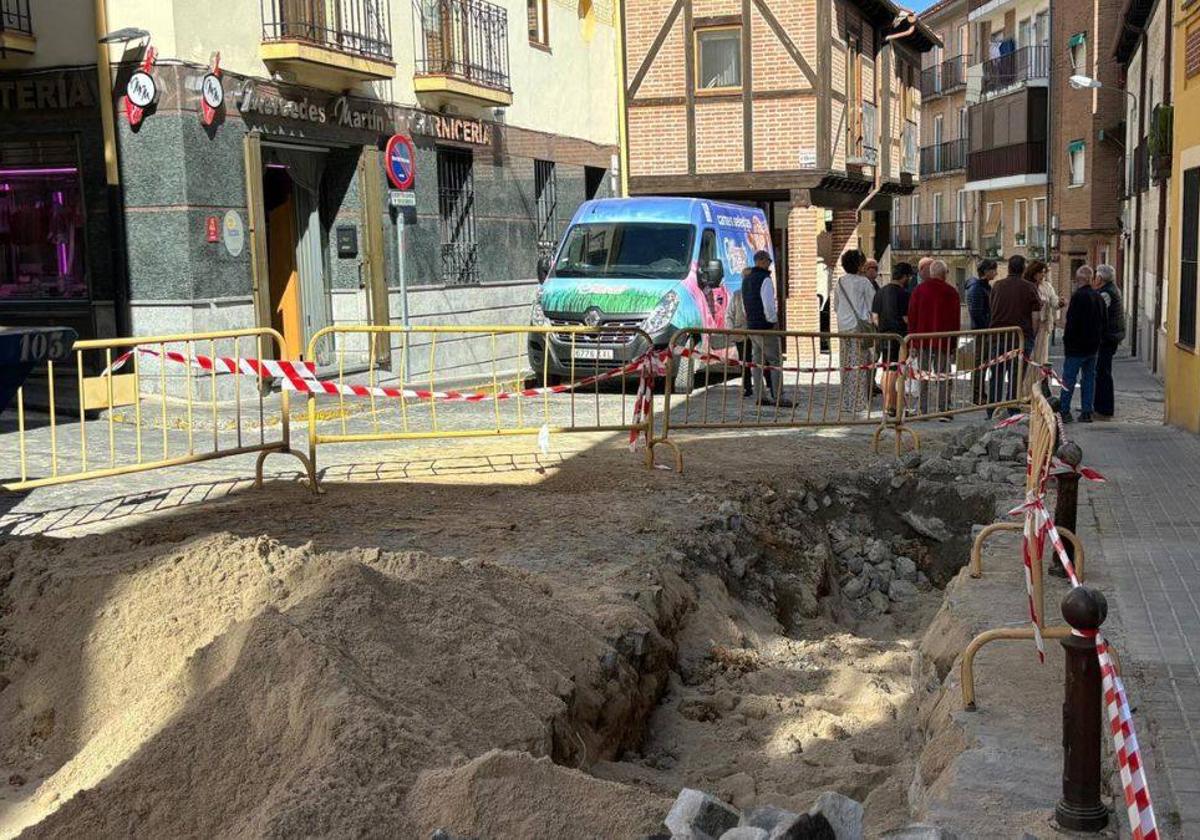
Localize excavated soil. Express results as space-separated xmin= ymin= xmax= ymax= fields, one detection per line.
xmin=0 ymin=429 xmax=1012 ymax=839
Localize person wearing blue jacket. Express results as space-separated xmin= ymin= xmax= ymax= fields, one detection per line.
xmin=965 ymin=259 xmax=997 ymax=403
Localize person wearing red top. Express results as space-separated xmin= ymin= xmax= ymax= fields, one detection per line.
xmin=905 ymin=259 xmax=961 ymax=420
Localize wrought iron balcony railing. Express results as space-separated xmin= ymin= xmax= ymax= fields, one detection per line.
xmin=980 ymin=45 xmax=1049 ymax=97
xmin=968 ymin=140 xmax=1046 ymax=182
xmin=892 ymin=221 xmax=974 ymax=252
xmin=919 ymin=55 xmax=966 ymax=99
xmin=920 ymin=138 xmax=968 ymax=176
xmin=415 ymin=0 xmax=511 ymax=94
xmin=260 ymin=0 xmax=392 ymax=62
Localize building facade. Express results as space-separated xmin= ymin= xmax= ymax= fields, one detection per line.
xmin=620 ymin=0 xmax=936 ymax=343
xmin=893 ymin=0 xmax=975 ymax=287
xmin=0 ymin=0 xmax=617 ymax=376
xmin=1116 ymin=0 xmax=1172 ymax=375
xmin=1165 ymin=0 xmax=1200 ymax=431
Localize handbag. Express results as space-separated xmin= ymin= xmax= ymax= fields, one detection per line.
xmin=837 ymin=275 xmax=879 ymax=355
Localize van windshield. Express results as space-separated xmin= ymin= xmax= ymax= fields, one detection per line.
xmin=551 ymin=223 xmax=694 ymax=280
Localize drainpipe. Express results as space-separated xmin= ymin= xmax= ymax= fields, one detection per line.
xmin=94 ymin=0 xmax=131 ymax=336
xmin=857 ymin=11 xmax=919 ymax=226
xmin=1152 ymin=0 xmax=1173 ymax=373
xmin=615 ymin=0 xmax=630 ymax=197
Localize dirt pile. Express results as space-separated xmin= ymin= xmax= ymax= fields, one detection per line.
xmin=0 ymin=532 xmax=675 ymax=839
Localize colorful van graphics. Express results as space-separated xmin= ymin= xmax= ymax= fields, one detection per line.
xmin=529 ymin=197 xmax=774 ymax=378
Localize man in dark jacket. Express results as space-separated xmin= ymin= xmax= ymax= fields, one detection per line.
xmin=966 ymin=259 xmax=997 ymax=404
xmin=1092 ymin=264 xmax=1125 ymax=419
xmin=1060 ymin=266 xmax=1106 ymax=422
xmin=741 ymin=251 xmax=791 ymax=407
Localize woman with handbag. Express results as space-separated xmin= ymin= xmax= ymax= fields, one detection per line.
xmin=834 ymin=249 xmax=878 ymax=414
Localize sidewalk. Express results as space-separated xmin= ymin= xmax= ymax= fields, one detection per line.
xmin=1069 ymin=354 xmax=1199 ymax=836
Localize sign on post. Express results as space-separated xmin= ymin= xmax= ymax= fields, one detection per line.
xmin=384 ymin=134 xmax=415 ymax=190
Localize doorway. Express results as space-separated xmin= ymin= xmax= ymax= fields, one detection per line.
xmin=263 ymin=166 xmax=304 ymax=360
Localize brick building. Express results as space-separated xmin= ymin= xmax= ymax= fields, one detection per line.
xmin=1115 ymin=0 xmax=1172 ymax=374
xmin=619 ymin=0 xmax=937 ymax=341
xmin=893 ymin=0 xmax=975 ymax=287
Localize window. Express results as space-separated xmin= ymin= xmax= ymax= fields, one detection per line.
xmin=699 ymin=228 xmax=717 ymax=265
xmin=1068 ymin=140 xmax=1086 ymax=186
xmin=1069 ymin=32 xmax=1086 ymax=70
xmin=1035 ymin=11 xmax=1049 ymax=47
xmin=528 ymin=0 xmax=549 ymax=47
xmin=0 ymin=138 xmax=88 ymax=301
xmin=958 ymin=23 xmax=968 ymax=57
xmin=910 ymin=198 xmax=919 ymax=228
xmin=1180 ymin=166 xmax=1199 ymax=349
xmin=584 ymin=166 xmax=606 ymax=200
xmin=1188 ymin=24 xmax=1200 ymax=80
xmin=552 ymin=223 xmax=695 ymax=280
xmin=535 ymin=159 xmax=558 ymax=261
xmin=436 ymin=146 xmax=477 ymax=285
xmin=1013 ymin=199 xmax=1027 ymax=245
xmin=956 ymin=190 xmax=968 ymax=247
xmin=696 ymin=28 xmax=742 ymax=91
xmin=1031 ymin=197 xmax=1046 ymax=249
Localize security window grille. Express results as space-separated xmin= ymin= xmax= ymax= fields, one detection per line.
xmin=437 ymin=146 xmax=478 ymax=285
xmin=696 ymin=28 xmax=741 ymax=90
xmin=1181 ymin=166 xmax=1200 ymax=349
xmin=535 ymin=159 xmax=558 ymax=261
xmin=527 ymin=0 xmax=548 ymax=46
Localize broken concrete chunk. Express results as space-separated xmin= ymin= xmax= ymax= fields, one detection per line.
xmin=866 ymin=589 xmax=891 ymax=615
xmin=866 ymin=540 xmax=891 ymax=565
xmin=807 ymin=792 xmax=864 ymax=840
xmin=894 ymin=556 xmax=918 ymax=582
xmin=900 ymin=451 xmax=923 ymax=469
xmin=900 ymin=511 xmax=952 ymax=542
xmin=718 ymin=772 xmax=757 ymax=809
xmin=665 ymin=789 xmax=741 ymax=839
xmin=719 ymin=828 xmax=770 ymax=840
xmin=917 ymin=457 xmax=955 ymax=478
xmin=879 ymin=825 xmax=960 ymax=839
xmin=842 ymin=577 xmax=868 ymax=600
xmin=888 ymin=579 xmax=919 ymax=602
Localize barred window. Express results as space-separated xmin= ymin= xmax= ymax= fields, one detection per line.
xmin=535 ymin=159 xmax=558 ymax=261
xmin=436 ymin=146 xmax=477 ymax=285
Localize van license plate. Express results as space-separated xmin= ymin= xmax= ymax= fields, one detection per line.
xmin=573 ymin=348 xmax=615 ymax=361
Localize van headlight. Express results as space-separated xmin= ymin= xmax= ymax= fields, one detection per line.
xmin=530 ymin=287 xmax=549 ymax=326
xmin=642 ymin=291 xmax=679 ymax=337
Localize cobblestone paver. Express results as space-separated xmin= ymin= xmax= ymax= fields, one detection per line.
xmin=1071 ymin=355 xmax=1200 ymax=837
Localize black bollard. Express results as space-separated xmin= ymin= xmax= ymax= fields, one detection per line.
xmin=1050 ymin=440 xmax=1083 ymax=577
xmin=1056 ymin=586 xmax=1110 ymax=832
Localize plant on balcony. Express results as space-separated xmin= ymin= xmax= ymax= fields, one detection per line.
xmin=1148 ymin=104 xmax=1173 ymax=181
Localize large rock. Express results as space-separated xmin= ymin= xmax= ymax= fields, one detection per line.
xmin=888 ymin=579 xmax=919 ymax=602
xmin=895 ymin=556 xmax=918 ymax=582
xmin=808 ymin=792 xmax=864 ymax=840
xmin=900 ymin=511 xmax=952 ymax=542
xmin=744 ymin=806 xmax=836 ymax=840
xmin=842 ymin=577 xmax=868 ymax=600
xmin=866 ymin=589 xmax=891 ymax=615
xmin=918 ymin=457 xmax=955 ymax=478
xmin=665 ymin=789 xmax=741 ymax=839
xmin=867 ymin=540 xmax=891 ymax=565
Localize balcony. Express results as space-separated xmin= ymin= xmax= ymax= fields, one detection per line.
xmin=968 ymin=140 xmax=1046 ymax=187
xmin=920 ymin=138 xmax=967 ymax=177
xmin=892 ymin=221 xmax=974 ymax=252
xmin=980 ymin=231 xmax=1003 ymax=257
xmin=979 ymin=46 xmax=1048 ymax=98
xmin=260 ymin=0 xmax=395 ymax=89
xmin=919 ymin=55 xmax=966 ymax=100
xmin=414 ymin=0 xmax=512 ymax=107
xmin=0 ymin=0 xmax=35 ymax=59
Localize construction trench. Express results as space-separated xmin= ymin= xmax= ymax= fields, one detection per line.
xmin=0 ymin=423 xmax=1042 ymax=839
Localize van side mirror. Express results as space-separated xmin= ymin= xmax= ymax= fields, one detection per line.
xmin=537 ymin=255 xmax=551 ymax=283
xmin=700 ymin=260 xmax=724 ymax=288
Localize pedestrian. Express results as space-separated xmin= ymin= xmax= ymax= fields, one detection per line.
xmin=1059 ymin=265 xmax=1105 ymax=423
xmin=966 ymin=258 xmax=997 ymax=404
xmin=914 ymin=256 xmax=933 ymax=291
xmin=986 ymin=254 xmax=1041 ymax=415
xmin=872 ymin=261 xmax=913 ymax=418
xmin=864 ymin=258 xmax=880 ymax=290
xmin=835 ymin=248 xmax=878 ymax=414
xmin=741 ymin=250 xmax=792 ymax=407
xmin=1026 ymin=259 xmax=1060 ymax=366
xmin=726 ymin=272 xmax=753 ymax=398
xmin=906 ymin=259 xmax=961 ymax=419
xmin=1092 ymin=263 xmax=1125 ymax=420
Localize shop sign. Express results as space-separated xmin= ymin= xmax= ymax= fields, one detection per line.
xmin=222 ymin=210 xmax=245 ymax=257
xmin=237 ymin=82 xmax=388 ymax=133
xmin=201 ymin=53 xmax=223 ymax=127
xmin=0 ymin=73 xmax=95 ymax=112
xmin=206 ymin=216 xmax=220 ymax=243
xmin=125 ymin=46 xmax=158 ymax=127
xmin=384 ymin=134 xmax=415 ymax=190
xmin=427 ymin=114 xmax=492 ymax=146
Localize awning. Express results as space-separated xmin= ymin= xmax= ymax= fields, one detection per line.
xmin=1068 ymin=139 xmax=1086 ymax=154
xmin=984 ymin=203 xmax=1003 ymax=235
xmin=1069 ymin=32 xmax=1087 ymax=48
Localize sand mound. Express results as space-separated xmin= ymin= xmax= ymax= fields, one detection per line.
xmin=408 ymin=750 xmax=669 ymax=838
xmin=0 ymin=532 xmax=663 ymax=839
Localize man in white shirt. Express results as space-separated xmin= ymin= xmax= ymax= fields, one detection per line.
xmin=741 ymin=250 xmax=791 ymax=407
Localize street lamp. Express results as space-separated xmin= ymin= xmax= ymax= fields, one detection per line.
xmin=1069 ymin=73 xmax=1138 ymax=110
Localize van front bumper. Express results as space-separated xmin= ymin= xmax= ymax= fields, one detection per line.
xmin=528 ymin=326 xmax=657 ymax=380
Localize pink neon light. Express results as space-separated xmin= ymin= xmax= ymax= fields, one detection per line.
xmin=54 ymin=190 xmax=69 ymax=277
xmin=0 ymin=167 xmax=79 ymax=177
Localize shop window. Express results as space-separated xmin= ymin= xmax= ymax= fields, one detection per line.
xmin=1068 ymin=140 xmax=1086 ymax=186
xmin=528 ymin=0 xmax=549 ymax=47
xmin=0 ymin=139 xmax=87 ymax=302
xmin=436 ymin=146 xmax=477 ymax=285
xmin=696 ymin=27 xmax=741 ymax=91
xmin=1180 ymin=166 xmax=1199 ymax=349
xmin=535 ymin=159 xmax=558 ymax=261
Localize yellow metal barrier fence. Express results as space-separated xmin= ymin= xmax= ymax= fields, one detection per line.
xmin=649 ymin=327 xmax=905 ymax=470
xmin=303 ymin=324 xmax=659 ymax=486
xmin=960 ymin=384 xmax=1088 ymax=709
xmin=1 ymin=328 xmax=313 ymax=493
xmin=894 ymin=327 xmax=1026 ymax=449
